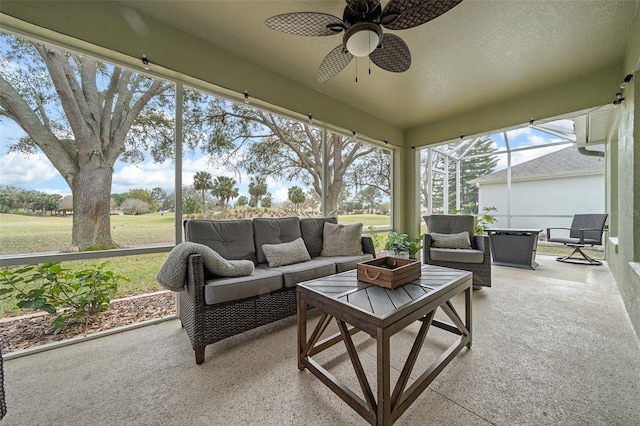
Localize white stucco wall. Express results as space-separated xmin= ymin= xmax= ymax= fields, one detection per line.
xmin=478 ymin=173 xmax=605 ymax=231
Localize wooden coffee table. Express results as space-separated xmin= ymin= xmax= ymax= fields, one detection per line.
xmin=297 ymin=264 xmax=472 ymax=426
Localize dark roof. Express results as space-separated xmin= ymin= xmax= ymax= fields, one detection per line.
xmin=473 ymin=145 xmax=604 ymax=184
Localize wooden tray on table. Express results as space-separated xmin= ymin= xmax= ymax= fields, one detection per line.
xmin=356 ymin=256 xmax=421 ymax=289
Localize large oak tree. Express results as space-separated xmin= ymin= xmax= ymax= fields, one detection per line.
xmin=0 ymin=35 xmax=173 ymax=250
xmin=187 ymin=94 xmax=391 ymax=214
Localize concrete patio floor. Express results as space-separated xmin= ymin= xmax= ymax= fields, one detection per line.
xmin=2 ymin=255 xmax=639 ymax=425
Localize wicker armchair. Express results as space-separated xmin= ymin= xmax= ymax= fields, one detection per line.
xmin=547 ymin=213 xmax=607 ymax=265
xmin=423 ymin=215 xmax=492 ymax=288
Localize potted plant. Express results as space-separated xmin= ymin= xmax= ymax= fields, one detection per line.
xmin=385 ymin=232 xmax=423 ymax=259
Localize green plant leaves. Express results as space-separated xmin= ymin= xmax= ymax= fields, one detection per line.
xmin=0 ymin=261 xmax=128 ymax=332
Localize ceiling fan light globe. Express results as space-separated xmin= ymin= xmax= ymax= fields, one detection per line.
xmin=346 ymin=29 xmax=379 ymax=57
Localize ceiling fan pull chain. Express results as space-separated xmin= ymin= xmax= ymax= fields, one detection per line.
xmin=355 ymin=57 xmax=358 ymax=83
xmin=368 ymin=30 xmax=372 ymax=75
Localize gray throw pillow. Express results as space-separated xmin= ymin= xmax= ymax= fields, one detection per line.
xmin=261 ymin=238 xmax=311 ymax=267
xmin=320 ymin=222 xmax=364 ymax=256
xmin=430 ymin=231 xmax=471 ymax=249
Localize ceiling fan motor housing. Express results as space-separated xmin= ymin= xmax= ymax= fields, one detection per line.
xmin=343 ymin=22 xmax=383 ymax=56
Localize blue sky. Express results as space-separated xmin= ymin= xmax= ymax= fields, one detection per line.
xmin=489 ymin=124 xmax=571 ymax=172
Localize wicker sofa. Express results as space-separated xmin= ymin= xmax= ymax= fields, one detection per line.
xmin=179 ymin=216 xmax=375 ymax=364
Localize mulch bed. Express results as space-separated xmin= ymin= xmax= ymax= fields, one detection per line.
xmin=0 ymin=291 xmax=176 ymax=354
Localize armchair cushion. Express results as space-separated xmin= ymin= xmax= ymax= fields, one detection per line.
xmin=320 ymin=222 xmax=364 ymax=257
xmin=429 ymin=247 xmax=485 ymax=263
xmin=261 ymin=238 xmax=311 ymax=267
xmin=430 ymin=231 xmax=471 ymax=249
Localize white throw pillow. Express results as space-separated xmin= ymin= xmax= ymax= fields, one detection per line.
xmin=430 ymin=231 xmax=471 ymax=249
xmin=320 ymin=222 xmax=364 ymax=256
xmin=261 ymin=238 xmax=311 ymax=267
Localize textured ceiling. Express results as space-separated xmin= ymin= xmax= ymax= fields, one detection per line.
xmin=120 ymin=0 xmax=637 ymax=129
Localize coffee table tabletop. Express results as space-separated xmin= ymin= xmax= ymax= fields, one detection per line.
xmin=297 ymin=264 xmax=473 ymax=426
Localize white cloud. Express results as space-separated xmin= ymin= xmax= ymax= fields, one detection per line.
xmin=112 ymin=159 xmax=175 ymax=193
xmin=0 ymin=152 xmax=59 ymax=185
xmin=40 ymin=187 xmax=72 ymax=196
xmin=273 ymin=187 xmax=289 ymax=203
xmin=180 ymin=157 xmax=251 ymax=187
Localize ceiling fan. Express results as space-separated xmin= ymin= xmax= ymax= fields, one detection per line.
xmin=265 ymin=0 xmax=463 ymax=82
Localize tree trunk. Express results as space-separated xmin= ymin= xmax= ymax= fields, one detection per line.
xmin=70 ymin=157 xmax=118 ymax=251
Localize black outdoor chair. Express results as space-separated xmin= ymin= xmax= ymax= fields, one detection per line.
xmin=547 ymin=214 xmax=608 ymax=265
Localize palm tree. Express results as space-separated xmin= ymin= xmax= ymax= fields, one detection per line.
xmin=211 ymin=176 xmax=239 ymax=215
xmin=193 ymin=171 xmax=213 ymax=217
xmin=288 ymin=186 xmax=306 ymax=214
xmin=236 ymin=195 xmax=248 ymax=209
xmin=248 ymin=176 xmax=267 ymax=208
xmin=261 ymin=192 xmax=273 ymax=208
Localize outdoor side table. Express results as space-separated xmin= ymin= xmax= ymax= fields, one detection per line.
xmin=486 ymin=228 xmax=542 ymax=269
xmin=297 ymin=265 xmax=472 ymax=426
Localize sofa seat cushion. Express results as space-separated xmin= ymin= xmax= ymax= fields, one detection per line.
xmin=257 ymin=259 xmax=336 ymax=288
xmin=429 ymin=248 xmax=484 ymax=263
xmin=316 ymin=254 xmax=374 ymax=273
xmin=204 ymin=268 xmax=283 ymax=305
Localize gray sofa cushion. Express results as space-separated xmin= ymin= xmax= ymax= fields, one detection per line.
xmin=184 ymin=219 xmax=257 ymax=264
xmin=316 ymin=254 xmax=374 ymax=273
xmin=204 ymin=268 xmax=283 ymax=305
xmin=429 ymin=248 xmax=484 ymax=263
xmin=257 ymin=259 xmax=336 ymax=288
xmin=253 ymin=217 xmax=302 ymax=264
xmin=261 ymin=238 xmax=311 ymax=267
xmin=300 ymin=217 xmax=338 ymax=257
xmin=320 ymin=222 xmax=364 ymax=256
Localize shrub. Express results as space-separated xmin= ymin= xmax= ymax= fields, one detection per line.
xmin=0 ymin=262 xmax=129 ymax=333
xmin=120 ymin=198 xmax=151 ymax=215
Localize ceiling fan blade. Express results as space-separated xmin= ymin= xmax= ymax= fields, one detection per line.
xmin=317 ymin=45 xmax=354 ymax=82
xmin=369 ymin=33 xmax=411 ymax=73
xmin=381 ymin=0 xmax=463 ymax=30
xmin=265 ymin=12 xmax=344 ymax=36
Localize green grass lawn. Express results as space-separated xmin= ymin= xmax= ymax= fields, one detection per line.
xmin=0 ymin=212 xmax=176 ymax=254
xmin=339 ymin=213 xmax=390 ymax=228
